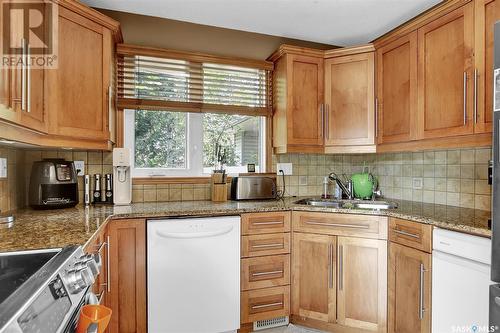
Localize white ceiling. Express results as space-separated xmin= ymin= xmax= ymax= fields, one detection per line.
xmin=83 ymin=0 xmax=441 ymax=46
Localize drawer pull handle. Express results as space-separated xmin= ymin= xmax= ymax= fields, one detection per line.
xmin=252 ymin=221 xmax=283 ymax=226
xmin=251 ymin=302 xmax=283 ymax=310
xmin=251 ymin=270 xmax=283 ymax=277
xmin=393 ymin=229 xmax=420 ymax=239
xmin=96 ymin=241 xmax=107 ymax=253
xmin=252 ymin=243 xmax=283 ymax=249
xmin=305 ymin=221 xmax=370 ymax=229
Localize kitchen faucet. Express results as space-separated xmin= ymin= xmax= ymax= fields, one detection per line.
xmin=328 ymin=172 xmax=353 ymax=200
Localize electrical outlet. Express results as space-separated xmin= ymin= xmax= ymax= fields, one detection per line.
xmin=299 ymin=176 xmax=308 ymax=186
xmin=412 ymin=177 xmax=423 ymax=190
xmin=276 ymin=163 xmax=293 ymax=175
xmin=0 ymin=158 xmax=6 ymax=178
xmin=74 ymin=161 xmax=85 ymax=176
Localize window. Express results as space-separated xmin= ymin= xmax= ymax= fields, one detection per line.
xmin=118 ymin=46 xmax=272 ymax=178
xmin=125 ymin=110 xmax=265 ymax=177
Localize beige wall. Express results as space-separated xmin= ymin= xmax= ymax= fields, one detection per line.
xmin=98 ymin=9 xmax=336 ymax=60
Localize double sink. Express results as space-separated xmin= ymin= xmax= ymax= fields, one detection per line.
xmin=294 ymin=198 xmax=398 ymax=210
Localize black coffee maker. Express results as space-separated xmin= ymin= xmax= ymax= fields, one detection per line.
xmin=29 ymin=159 xmax=78 ymax=209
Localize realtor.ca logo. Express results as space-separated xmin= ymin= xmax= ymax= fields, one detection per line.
xmin=1 ymin=0 xmax=58 ymax=69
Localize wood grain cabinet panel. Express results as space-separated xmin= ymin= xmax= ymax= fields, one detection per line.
xmin=241 ymin=286 xmax=290 ymax=324
xmin=389 ymin=218 xmax=432 ymax=253
xmin=388 ymin=243 xmax=431 ymax=333
xmin=241 ymin=254 xmax=290 ymax=291
xmin=107 ymin=219 xmax=146 ymax=333
xmin=475 ymin=0 xmax=500 ymax=134
xmin=417 ymin=3 xmax=475 ymax=139
xmin=376 ymin=32 xmax=418 ymax=144
xmin=241 ymin=232 xmax=290 ymax=257
xmin=46 ymin=7 xmax=111 ymax=140
xmin=293 ymin=211 xmax=388 ymax=240
xmin=324 ymin=52 xmax=375 ymax=147
xmin=292 ymin=232 xmax=336 ymax=323
xmin=337 ymin=237 xmax=387 ymax=333
xmin=271 ymin=49 xmax=324 ymax=154
xmin=241 ymin=211 xmax=291 ymax=235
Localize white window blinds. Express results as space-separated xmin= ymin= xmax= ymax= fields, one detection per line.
xmin=117 ymin=45 xmax=273 ymax=116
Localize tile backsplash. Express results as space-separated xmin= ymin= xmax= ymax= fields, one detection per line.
xmin=1 ymin=146 xmax=492 ymax=211
xmin=274 ymin=147 xmax=492 ymax=211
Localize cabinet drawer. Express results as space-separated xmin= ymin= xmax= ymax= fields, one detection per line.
xmin=242 ymin=212 xmax=291 ymax=235
xmin=389 ymin=218 xmax=432 ymax=253
xmin=241 ymin=286 xmax=290 ymax=323
xmin=293 ymin=212 xmax=387 ymax=239
xmin=242 ymin=233 xmax=290 ymax=257
xmin=241 ymin=254 xmax=290 ymax=291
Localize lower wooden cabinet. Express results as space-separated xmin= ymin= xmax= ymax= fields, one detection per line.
xmin=241 ymin=286 xmax=290 ymax=324
xmin=388 ymin=242 xmax=431 ymax=333
xmin=292 ymin=232 xmax=336 ymax=323
xmin=337 ymin=237 xmax=387 ymax=332
xmin=106 ymin=219 xmax=147 ymax=333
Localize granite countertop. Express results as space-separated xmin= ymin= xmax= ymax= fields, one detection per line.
xmin=0 ymin=197 xmax=492 ymax=252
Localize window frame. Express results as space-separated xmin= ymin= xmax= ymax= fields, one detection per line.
xmin=124 ymin=109 xmax=267 ymax=178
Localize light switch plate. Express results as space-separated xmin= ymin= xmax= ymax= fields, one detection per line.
xmin=276 ymin=163 xmax=293 ymax=175
xmin=0 ymin=158 xmax=6 ymax=178
xmin=74 ymin=161 xmax=85 ymax=176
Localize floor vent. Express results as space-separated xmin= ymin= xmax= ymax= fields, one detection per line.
xmin=253 ymin=316 xmax=289 ymax=331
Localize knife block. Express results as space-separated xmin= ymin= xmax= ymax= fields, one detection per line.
xmin=211 ymin=174 xmax=227 ymax=202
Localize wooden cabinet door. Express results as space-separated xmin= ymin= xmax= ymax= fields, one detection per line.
xmin=337 ymin=237 xmax=387 ymax=332
xmin=292 ymin=232 xmax=336 ymax=323
xmin=376 ymin=32 xmax=418 ymax=144
xmin=417 ymin=3 xmax=474 ymax=139
xmin=474 ymin=0 xmax=499 ymax=133
xmin=47 ymin=6 xmax=111 ymax=140
xmin=0 ymin=0 xmax=46 ymax=132
xmin=388 ymin=243 xmax=431 ymax=333
xmin=287 ymin=54 xmax=324 ymax=147
xmin=107 ymin=219 xmax=146 ymax=333
xmin=324 ymin=52 xmax=375 ymax=146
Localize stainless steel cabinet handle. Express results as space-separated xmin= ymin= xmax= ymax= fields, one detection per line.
xmin=251 ymin=302 xmax=283 ymax=310
xmin=320 ymin=104 xmax=324 ymax=139
xmin=251 ymin=243 xmax=283 ymax=249
xmin=328 ymin=244 xmax=333 ymax=289
xmin=26 ymin=43 xmax=30 ymax=113
xmin=96 ymin=240 xmax=107 ymax=253
xmin=251 ymin=270 xmax=283 ymax=277
xmin=106 ymin=235 xmax=110 ymax=293
xmin=325 ymin=104 xmax=330 ymax=140
xmin=338 ymin=245 xmax=343 ymax=291
xmin=474 ymin=68 xmax=478 ymax=123
xmin=419 ymin=263 xmax=425 ymax=320
xmin=463 ymin=71 xmax=467 ymax=126
xmin=21 ymin=38 xmax=26 ymax=111
xmin=305 ymin=221 xmax=370 ymax=229
xmin=375 ymin=98 xmax=379 ymax=138
xmin=252 ymin=221 xmax=282 ymax=226
xmin=393 ymin=229 xmax=420 ymax=239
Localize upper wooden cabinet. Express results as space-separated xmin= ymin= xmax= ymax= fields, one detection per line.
xmin=324 ymin=47 xmax=375 ymax=151
xmin=375 ymin=0 xmax=492 ymax=152
xmin=475 ymin=0 xmax=500 ymax=133
xmin=376 ymin=32 xmax=418 ymax=144
xmin=270 ymin=48 xmax=324 ymax=153
xmin=418 ymin=3 xmax=475 ymax=139
xmin=46 ymin=6 xmax=113 ymax=141
xmin=0 ymin=0 xmax=47 ymax=133
xmin=0 ymin=0 xmax=120 ymax=149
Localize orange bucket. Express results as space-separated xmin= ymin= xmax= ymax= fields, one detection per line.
xmin=76 ymin=304 xmax=112 ymax=333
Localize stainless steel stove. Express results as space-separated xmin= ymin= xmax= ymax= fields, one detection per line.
xmin=0 ymin=246 xmax=102 ymax=333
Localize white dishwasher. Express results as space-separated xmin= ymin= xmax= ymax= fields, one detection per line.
xmin=147 ymin=216 xmax=240 ymax=333
xmin=432 ymin=228 xmax=491 ymax=333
